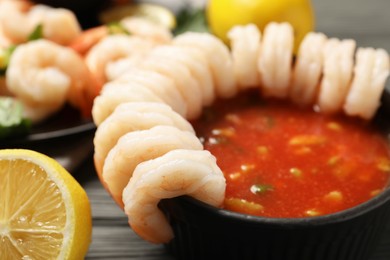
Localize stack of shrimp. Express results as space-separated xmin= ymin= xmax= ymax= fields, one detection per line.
xmin=92 ymin=21 xmax=390 ymax=244
xmin=0 ymin=0 xmax=172 ymax=123
xmin=0 ymin=0 xmax=90 ymax=122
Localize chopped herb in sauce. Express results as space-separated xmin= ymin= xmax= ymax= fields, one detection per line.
xmin=192 ymin=91 xmax=390 ymax=218
xmin=250 ymin=184 xmax=274 ymax=195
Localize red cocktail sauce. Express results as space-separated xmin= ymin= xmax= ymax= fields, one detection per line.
xmin=192 ymin=91 xmax=390 ymax=218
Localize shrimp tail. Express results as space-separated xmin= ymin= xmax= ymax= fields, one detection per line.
xmin=67 ymin=26 xmax=108 ymax=56
xmin=123 ymin=149 xmax=225 ymax=243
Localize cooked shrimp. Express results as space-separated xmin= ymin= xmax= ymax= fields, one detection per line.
xmin=92 ymin=80 xmax=165 ymax=126
xmin=120 ymin=17 xmax=172 ymax=44
xmin=257 ymin=22 xmax=294 ymax=98
xmin=93 ymin=102 xmax=194 ymax=176
xmin=85 ymin=34 xmax=157 ymax=88
xmin=103 ymin=125 xmax=203 ymax=206
xmin=173 ymin=32 xmax=237 ymax=99
xmin=105 ymin=56 xmax=142 ymax=81
xmin=113 ymin=69 xmax=188 ymax=117
xmin=68 ymin=26 xmax=108 ymax=56
xmin=0 ymin=1 xmax=81 ymax=45
xmin=290 ymin=32 xmax=327 ymax=106
xmin=344 ymin=48 xmax=390 ymax=119
xmin=140 ymin=55 xmax=203 ymax=120
xmin=6 ymin=39 xmax=95 ymax=121
xmin=0 ymin=0 xmax=32 ymax=44
xmin=228 ymin=24 xmax=261 ymax=89
xmin=148 ymin=45 xmax=215 ymax=106
xmin=317 ymin=38 xmax=356 ymax=114
xmin=122 ymin=149 xmax=225 ymax=243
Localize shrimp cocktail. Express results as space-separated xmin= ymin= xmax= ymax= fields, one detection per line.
xmin=91 ymin=18 xmax=390 ymax=247
xmin=0 ymin=0 xmax=172 ymax=138
xmin=0 ymin=0 xmax=389 ymax=259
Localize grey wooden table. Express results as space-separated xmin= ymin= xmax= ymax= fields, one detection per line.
xmin=67 ymin=0 xmax=390 ymax=259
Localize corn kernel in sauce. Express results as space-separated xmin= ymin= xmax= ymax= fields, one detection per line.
xmin=192 ymin=91 xmax=390 ymax=218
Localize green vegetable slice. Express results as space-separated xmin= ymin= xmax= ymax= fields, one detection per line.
xmin=174 ymin=9 xmax=209 ymax=35
xmin=0 ymin=97 xmax=31 ymax=139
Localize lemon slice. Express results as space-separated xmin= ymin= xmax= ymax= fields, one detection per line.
xmin=99 ymin=3 xmax=176 ymax=30
xmin=0 ymin=149 xmax=92 ymax=259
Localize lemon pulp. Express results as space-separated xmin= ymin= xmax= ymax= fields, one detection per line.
xmin=0 ymin=149 xmax=91 ymax=259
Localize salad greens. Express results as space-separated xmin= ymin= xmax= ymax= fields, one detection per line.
xmin=0 ymin=97 xmax=31 ymax=139
xmin=174 ymin=9 xmax=209 ymax=35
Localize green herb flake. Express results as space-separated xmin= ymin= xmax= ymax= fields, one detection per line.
xmin=28 ymin=24 xmax=44 ymax=41
xmin=0 ymin=45 xmax=17 ymax=76
xmin=174 ymin=9 xmax=209 ymax=35
xmin=107 ymin=22 xmax=131 ymax=35
xmin=250 ymin=184 xmax=274 ymax=195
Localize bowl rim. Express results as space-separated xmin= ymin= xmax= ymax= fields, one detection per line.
xmin=173 ymin=88 xmax=390 ymax=228
xmin=176 ymin=185 xmax=390 ymax=227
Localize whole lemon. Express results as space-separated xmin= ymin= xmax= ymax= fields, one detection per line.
xmin=206 ymin=0 xmax=315 ymax=51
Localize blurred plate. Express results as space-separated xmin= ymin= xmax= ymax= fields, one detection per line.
xmin=1 ymin=105 xmax=96 ymax=147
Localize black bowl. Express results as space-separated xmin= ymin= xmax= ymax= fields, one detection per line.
xmin=31 ymin=0 xmax=110 ymax=28
xmin=159 ymin=187 xmax=390 ymax=260
xmin=159 ymin=90 xmax=390 ymax=260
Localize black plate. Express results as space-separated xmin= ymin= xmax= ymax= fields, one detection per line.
xmin=1 ymin=105 xmax=96 ymax=147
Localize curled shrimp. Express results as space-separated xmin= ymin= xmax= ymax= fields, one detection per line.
xmin=6 ymin=39 xmax=95 ymax=122
xmin=122 ymin=149 xmax=225 ymax=243
xmin=140 ymin=55 xmax=203 ymax=120
xmin=228 ymin=24 xmax=261 ymax=89
xmin=0 ymin=0 xmax=32 ymax=44
xmin=148 ymin=45 xmax=215 ymax=106
xmin=258 ymin=22 xmax=294 ymax=98
xmin=343 ymin=48 xmax=390 ymax=119
xmin=103 ymin=125 xmax=203 ymax=206
xmin=92 ymin=81 xmax=165 ymax=126
xmin=173 ymin=32 xmax=237 ymax=99
xmin=120 ymin=17 xmax=173 ymax=44
xmin=105 ymin=56 xmax=142 ymax=81
xmin=85 ymin=34 xmax=157 ymax=88
xmin=114 ymin=69 xmax=188 ymax=117
xmin=93 ymin=101 xmax=194 ymax=176
xmin=0 ymin=0 xmax=81 ymax=45
xmin=290 ymin=32 xmax=327 ymax=106
xmin=317 ymin=38 xmax=356 ymax=114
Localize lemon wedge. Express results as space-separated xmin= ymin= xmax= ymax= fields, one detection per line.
xmin=99 ymin=3 xmax=177 ymax=30
xmin=0 ymin=149 xmax=92 ymax=259
xmin=207 ymin=0 xmax=315 ymax=51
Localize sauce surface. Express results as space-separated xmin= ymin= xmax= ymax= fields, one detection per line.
xmin=192 ymin=91 xmax=390 ymax=218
